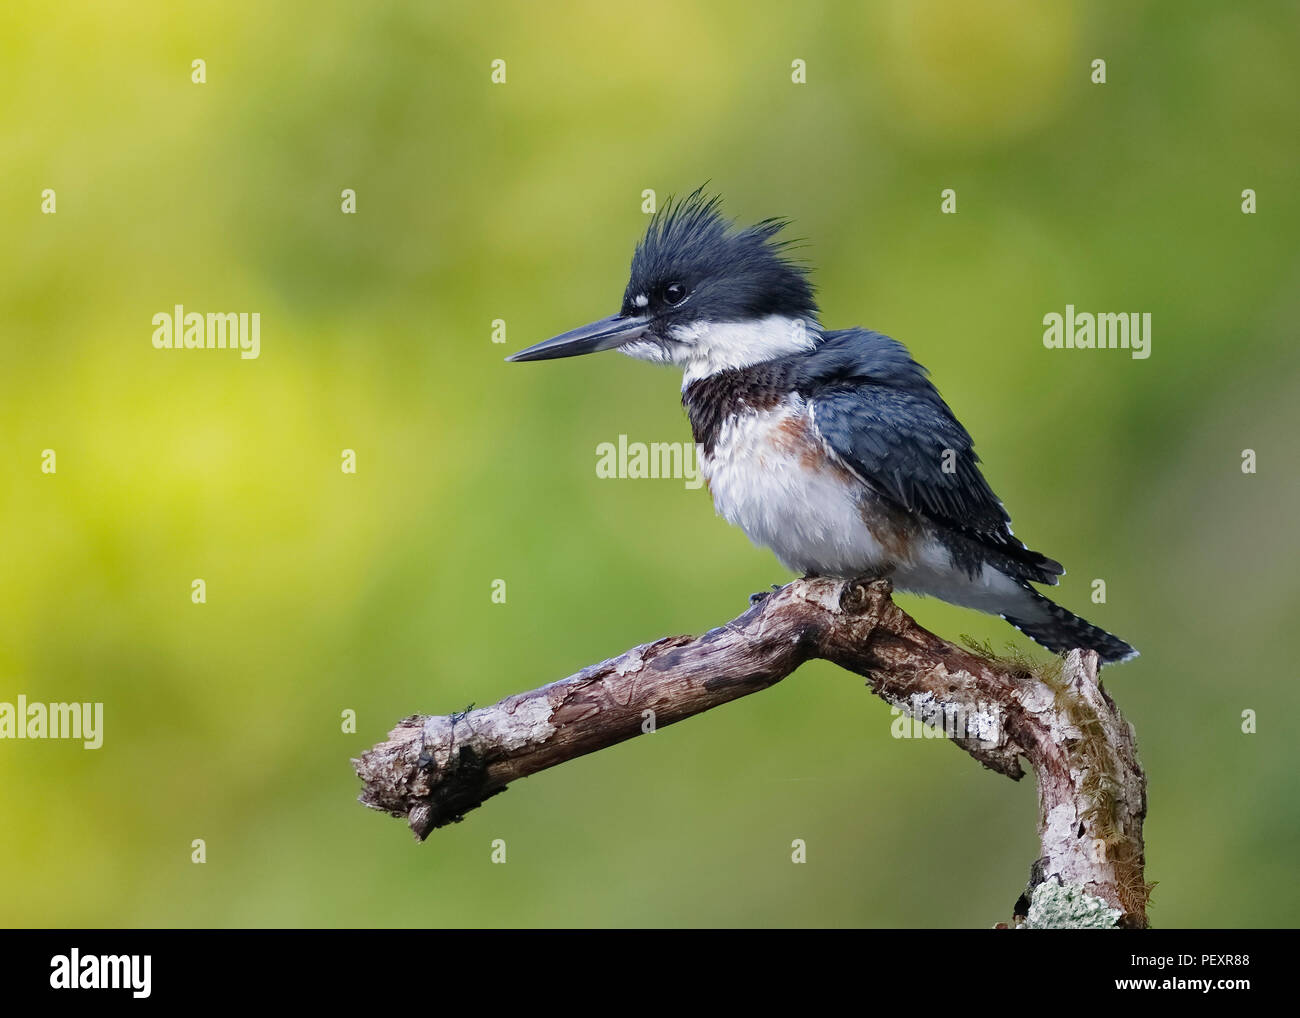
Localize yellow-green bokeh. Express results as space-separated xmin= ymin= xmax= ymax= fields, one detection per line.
xmin=1 ymin=0 xmax=1297 ymax=927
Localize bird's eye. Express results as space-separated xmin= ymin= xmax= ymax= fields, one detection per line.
xmin=663 ymin=282 xmax=688 ymax=306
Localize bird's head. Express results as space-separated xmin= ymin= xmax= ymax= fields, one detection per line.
xmin=507 ymin=189 xmax=819 ymax=379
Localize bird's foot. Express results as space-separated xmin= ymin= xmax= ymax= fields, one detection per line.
xmin=748 ymin=583 xmax=785 ymax=606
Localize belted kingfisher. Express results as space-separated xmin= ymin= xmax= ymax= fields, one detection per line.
xmin=507 ymin=190 xmax=1137 ymax=665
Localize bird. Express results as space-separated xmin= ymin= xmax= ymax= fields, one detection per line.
xmin=506 ymin=189 xmax=1138 ymax=665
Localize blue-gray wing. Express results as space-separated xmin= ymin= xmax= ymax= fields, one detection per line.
xmin=803 ymin=329 xmax=1062 ymax=579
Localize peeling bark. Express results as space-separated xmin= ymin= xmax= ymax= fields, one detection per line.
xmin=353 ymin=577 xmax=1149 ymax=927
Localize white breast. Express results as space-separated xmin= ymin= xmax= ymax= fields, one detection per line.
xmin=699 ymin=398 xmax=893 ymax=576
xmin=694 ymin=394 xmax=1031 ymax=618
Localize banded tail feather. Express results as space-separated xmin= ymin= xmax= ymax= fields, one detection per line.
xmin=1002 ymin=587 xmax=1138 ymax=666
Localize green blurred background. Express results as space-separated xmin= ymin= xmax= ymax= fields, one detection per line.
xmin=2 ymin=0 xmax=1297 ymax=928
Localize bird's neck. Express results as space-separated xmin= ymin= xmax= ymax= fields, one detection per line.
xmin=676 ymin=314 xmax=820 ymax=389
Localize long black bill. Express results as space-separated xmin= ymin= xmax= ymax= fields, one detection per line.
xmin=505 ymin=314 xmax=648 ymax=362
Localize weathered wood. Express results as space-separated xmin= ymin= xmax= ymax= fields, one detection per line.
xmin=353 ymin=576 xmax=1148 ymax=927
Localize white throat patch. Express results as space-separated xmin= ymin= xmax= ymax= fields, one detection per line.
xmin=675 ymin=314 xmax=820 ymax=387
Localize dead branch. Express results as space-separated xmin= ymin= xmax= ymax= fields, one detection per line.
xmin=353 ymin=577 xmax=1148 ymax=927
